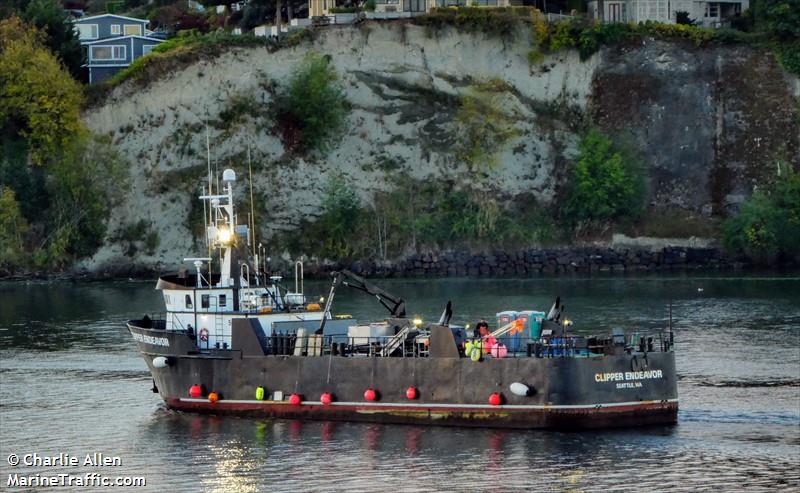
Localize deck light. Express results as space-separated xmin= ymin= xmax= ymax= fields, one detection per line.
xmin=413 ymin=318 xmax=423 ymax=326
xmin=217 ymin=227 xmax=232 ymax=244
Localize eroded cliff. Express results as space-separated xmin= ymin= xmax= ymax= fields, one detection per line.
xmin=81 ymin=22 xmax=800 ymax=273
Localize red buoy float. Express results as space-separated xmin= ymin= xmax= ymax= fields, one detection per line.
xmin=364 ymin=388 xmax=377 ymax=401
xmin=208 ymin=392 xmax=219 ymax=403
xmin=489 ymin=393 xmax=502 ymax=406
xmin=189 ymin=384 xmax=202 ymax=398
xmin=320 ymin=393 xmax=333 ymax=405
xmin=289 ymin=393 xmax=302 ymax=405
xmin=406 ymin=387 xmax=417 ymax=400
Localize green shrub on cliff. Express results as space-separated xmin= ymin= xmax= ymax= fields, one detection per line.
xmin=723 ymin=165 xmax=800 ymax=263
xmin=563 ymin=130 xmax=645 ymax=226
xmin=454 ymin=79 xmax=519 ymax=172
xmin=274 ymin=52 xmax=349 ymax=154
xmin=414 ymin=7 xmax=532 ymax=37
xmin=750 ymin=0 xmax=800 ymax=74
xmin=281 ymin=176 xmax=558 ymax=260
xmin=287 ymin=175 xmax=365 ymax=259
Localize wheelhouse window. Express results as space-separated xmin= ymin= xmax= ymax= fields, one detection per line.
xmin=201 ymin=295 xmax=210 ymax=309
xmin=219 ymin=294 xmax=227 ymax=307
xmin=91 ymin=45 xmax=125 ymax=61
xmin=185 ymin=294 xmax=193 ymax=309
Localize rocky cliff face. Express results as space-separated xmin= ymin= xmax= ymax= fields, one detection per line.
xmin=81 ymin=22 xmax=799 ymax=274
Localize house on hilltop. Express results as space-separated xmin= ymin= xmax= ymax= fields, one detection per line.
xmin=73 ymin=14 xmax=164 ymax=83
xmin=308 ymin=0 xmax=514 ymax=19
xmin=587 ymin=0 xmax=748 ymax=27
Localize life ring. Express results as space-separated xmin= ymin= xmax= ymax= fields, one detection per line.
xmin=199 ymin=328 xmax=209 ymax=342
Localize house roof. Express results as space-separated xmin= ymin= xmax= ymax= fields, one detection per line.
xmin=83 ymin=35 xmax=164 ymax=45
xmin=74 ymin=13 xmax=149 ymax=24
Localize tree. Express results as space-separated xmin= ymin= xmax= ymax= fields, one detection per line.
xmin=0 ymin=186 xmax=29 ymax=268
xmin=453 ymin=79 xmax=519 ymax=173
xmin=723 ymin=165 xmax=800 ymax=263
xmin=23 ymin=0 xmax=83 ymax=78
xmin=564 ymin=129 xmax=645 ymax=225
xmin=0 ymin=17 xmax=83 ymax=166
xmin=751 ymin=0 xmax=800 ymax=39
xmin=276 ymin=52 xmax=349 ymax=153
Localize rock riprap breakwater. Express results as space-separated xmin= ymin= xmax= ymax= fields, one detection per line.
xmin=292 ymin=246 xmax=776 ymax=278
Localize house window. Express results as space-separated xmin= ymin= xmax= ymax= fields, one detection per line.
xmin=111 ymin=24 xmax=121 ymax=35
xmin=91 ymin=45 xmax=126 ymax=61
xmin=705 ymin=2 xmax=720 ymax=17
xmin=219 ymin=294 xmax=227 ymax=307
xmin=185 ymin=294 xmax=193 ymax=309
xmin=142 ymin=45 xmax=155 ymax=56
xmin=608 ymin=2 xmax=624 ymax=21
xmin=201 ymin=295 xmax=210 ymax=309
xmin=76 ymin=24 xmax=98 ymax=40
xmin=124 ymin=24 xmax=142 ymax=36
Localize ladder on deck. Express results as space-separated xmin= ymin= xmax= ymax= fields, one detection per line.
xmin=211 ymin=297 xmax=224 ymax=347
xmin=381 ymin=325 xmax=411 ymax=357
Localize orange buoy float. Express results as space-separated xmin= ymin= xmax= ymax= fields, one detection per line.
xmin=189 ymin=384 xmax=202 ymax=398
xmin=364 ymin=388 xmax=377 ymax=401
xmin=289 ymin=393 xmax=302 ymax=405
xmin=208 ymin=392 xmax=219 ymax=403
xmin=489 ymin=393 xmax=502 ymax=406
xmin=320 ymin=393 xmax=333 ymax=405
xmin=406 ymin=387 xmax=417 ymax=400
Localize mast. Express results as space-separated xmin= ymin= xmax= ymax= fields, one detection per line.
xmin=247 ymin=144 xmax=260 ymax=285
xmin=205 ymin=125 xmax=213 ymax=275
xmin=199 ymin=169 xmax=239 ymax=288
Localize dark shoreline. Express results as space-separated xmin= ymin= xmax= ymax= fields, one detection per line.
xmin=3 ymin=245 xmax=798 ymax=282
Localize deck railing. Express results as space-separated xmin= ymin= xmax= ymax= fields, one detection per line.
xmin=132 ymin=317 xmax=674 ymax=359
xmin=261 ymin=331 xmax=674 ymax=358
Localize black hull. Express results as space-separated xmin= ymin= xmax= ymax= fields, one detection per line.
xmin=130 ymin=324 xmax=679 ymax=430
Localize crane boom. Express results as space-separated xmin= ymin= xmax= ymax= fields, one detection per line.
xmin=315 ymin=269 xmax=406 ymax=334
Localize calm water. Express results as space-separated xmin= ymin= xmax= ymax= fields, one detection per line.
xmin=1 ymin=275 xmax=798 ymax=492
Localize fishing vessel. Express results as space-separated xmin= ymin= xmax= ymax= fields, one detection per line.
xmin=127 ymin=169 xmax=678 ymax=429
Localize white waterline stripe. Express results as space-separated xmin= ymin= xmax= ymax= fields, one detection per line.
xmin=179 ymin=398 xmax=678 ymax=410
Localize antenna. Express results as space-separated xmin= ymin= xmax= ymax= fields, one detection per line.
xmin=668 ymin=300 xmax=672 ymax=332
xmin=205 ymin=123 xmax=212 ymax=198
xmin=202 ymin=184 xmax=208 ymax=249
xmin=215 ymin=159 xmax=220 ymax=203
xmin=248 ymin=143 xmax=256 ymax=258
xmin=204 ymin=124 xmax=213 ymax=276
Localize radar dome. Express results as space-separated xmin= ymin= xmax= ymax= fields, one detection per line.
xmin=222 ymin=169 xmax=236 ymax=182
